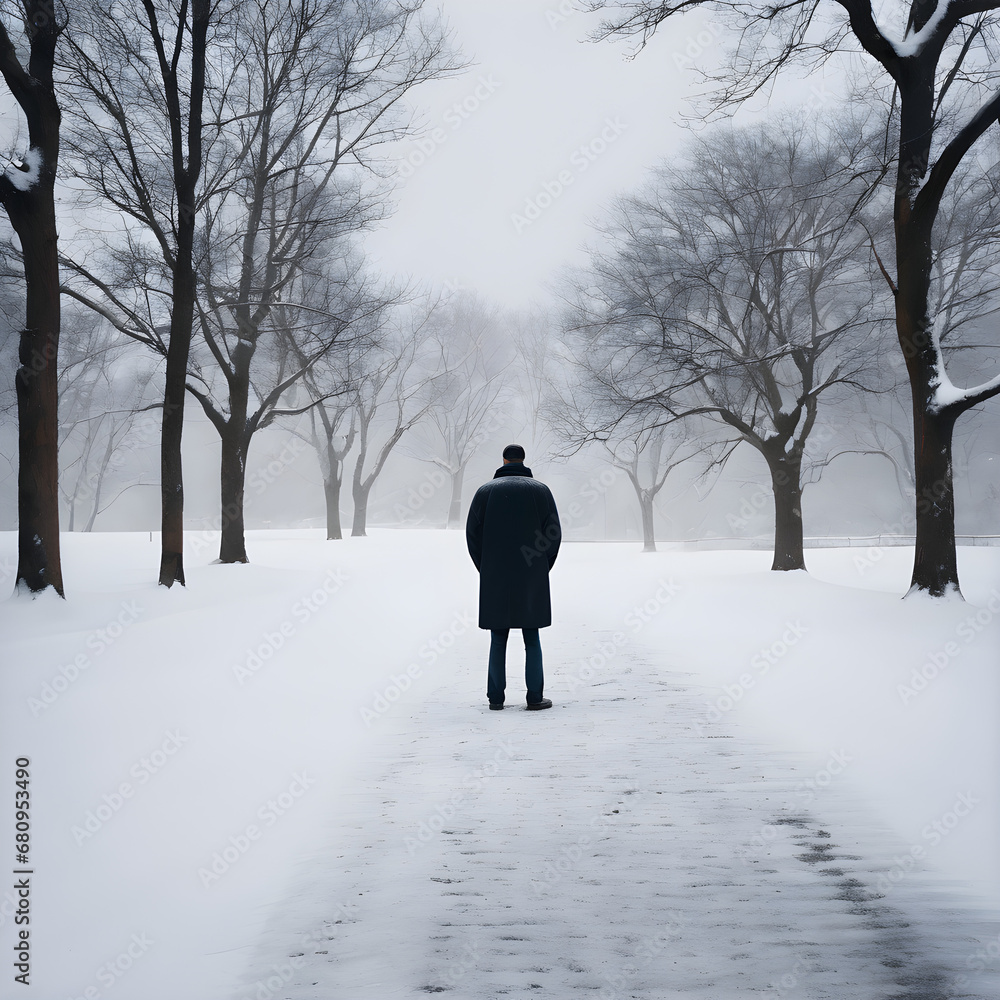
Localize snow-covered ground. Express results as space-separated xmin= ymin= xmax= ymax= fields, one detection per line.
xmin=0 ymin=529 xmax=998 ymax=999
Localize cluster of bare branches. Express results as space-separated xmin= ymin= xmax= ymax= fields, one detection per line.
xmin=585 ymin=0 xmax=1000 ymax=595
xmin=556 ymin=114 xmax=899 ymax=568
xmin=0 ymin=0 xmax=463 ymax=591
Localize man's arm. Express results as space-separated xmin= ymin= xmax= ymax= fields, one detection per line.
xmin=543 ymin=488 xmax=561 ymax=570
xmin=466 ymin=488 xmax=485 ymax=572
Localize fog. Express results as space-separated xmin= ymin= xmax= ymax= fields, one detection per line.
xmin=0 ymin=0 xmax=997 ymax=551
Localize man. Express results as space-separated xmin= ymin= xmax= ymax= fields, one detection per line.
xmin=465 ymin=444 xmax=561 ymax=710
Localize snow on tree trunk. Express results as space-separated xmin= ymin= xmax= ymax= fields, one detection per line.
xmin=0 ymin=3 xmax=65 ymax=596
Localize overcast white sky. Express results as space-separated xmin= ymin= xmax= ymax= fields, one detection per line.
xmin=366 ymin=0 xmax=717 ymax=307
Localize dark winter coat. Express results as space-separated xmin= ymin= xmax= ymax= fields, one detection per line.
xmin=466 ymin=462 xmax=561 ymax=630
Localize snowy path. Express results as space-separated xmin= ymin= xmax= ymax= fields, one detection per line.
xmin=233 ymin=628 xmax=999 ymax=1000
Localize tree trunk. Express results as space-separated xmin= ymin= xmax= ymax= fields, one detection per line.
xmin=219 ymin=427 xmax=249 ymax=563
xmin=324 ymin=473 xmax=343 ymax=540
xmin=352 ymin=480 xmax=371 ymax=537
xmin=0 ymin=4 xmax=64 ymax=596
xmin=908 ymin=405 xmax=959 ymax=596
xmin=84 ymin=429 xmax=115 ymax=533
xmin=894 ymin=78 xmax=962 ymax=597
xmin=157 ymin=265 xmax=193 ymax=586
xmin=767 ymin=452 xmax=805 ymax=572
xmin=447 ymin=464 xmax=465 ymax=528
xmin=13 ymin=193 xmax=64 ymax=596
xmin=639 ymin=492 xmax=656 ymax=553
xmin=156 ymin=0 xmax=210 ymax=586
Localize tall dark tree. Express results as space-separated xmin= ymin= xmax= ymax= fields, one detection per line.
xmin=152 ymin=0 xmax=210 ymax=587
xmin=589 ymin=0 xmax=1000 ymax=595
xmin=183 ymin=0 xmax=460 ymax=563
xmin=60 ymin=0 xmax=212 ymax=586
xmin=0 ymin=0 xmax=65 ymax=595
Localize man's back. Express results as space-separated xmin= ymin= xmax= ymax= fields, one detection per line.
xmin=466 ymin=461 xmax=561 ymax=630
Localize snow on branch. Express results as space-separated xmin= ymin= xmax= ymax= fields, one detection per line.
xmin=3 ymin=147 xmax=42 ymax=192
xmin=929 ymin=365 xmax=1000 ymax=413
xmin=886 ymin=0 xmax=952 ymax=56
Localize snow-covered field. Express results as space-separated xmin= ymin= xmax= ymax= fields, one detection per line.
xmin=0 ymin=529 xmax=998 ymax=999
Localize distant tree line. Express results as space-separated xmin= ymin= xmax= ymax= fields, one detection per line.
xmin=0 ymin=0 xmax=997 ymax=601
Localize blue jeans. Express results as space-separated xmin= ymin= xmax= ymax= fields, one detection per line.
xmin=488 ymin=628 xmax=544 ymax=705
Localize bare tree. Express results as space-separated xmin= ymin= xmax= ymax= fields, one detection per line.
xmin=301 ymin=378 xmax=358 ymax=540
xmin=60 ymin=0 xmax=211 ymax=586
xmin=188 ymin=234 xmax=381 ymax=562
xmin=274 ymin=269 xmax=391 ymax=541
xmin=60 ymin=0 xmax=461 ymax=573
xmin=565 ymin=117 xmax=884 ymax=570
xmin=349 ymin=312 xmax=445 ymax=536
xmin=184 ymin=0 xmax=459 ymax=562
xmin=0 ymin=0 xmax=65 ymax=595
xmin=589 ymin=0 xmax=1000 ymax=595
xmin=403 ymin=294 xmax=513 ymax=527
xmin=509 ymin=307 xmax=563 ymax=451
xmin=545 ymin=332 xmax=732 ymax=551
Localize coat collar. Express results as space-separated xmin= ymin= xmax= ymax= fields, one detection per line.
xmin=493 ymin=462 xmax=533 ymax=479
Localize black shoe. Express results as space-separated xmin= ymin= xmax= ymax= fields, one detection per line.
xmin=526 ymin=698 xmax=552 ymax=710
xmin=489 ymin=703 xmax=504 ymax=710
